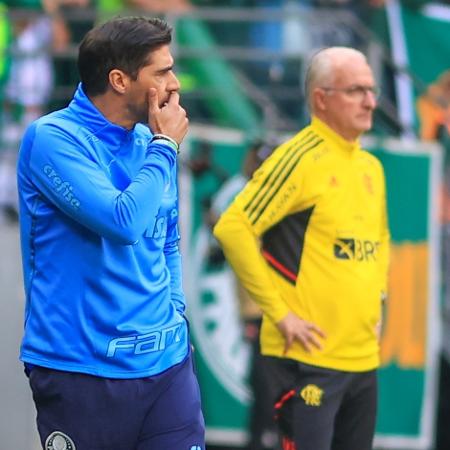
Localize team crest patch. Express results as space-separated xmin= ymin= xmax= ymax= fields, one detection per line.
xmin=45 ymin=431 xmax=75 ymax=450
xmin=300 ymin=384 xmax=324 ymax=406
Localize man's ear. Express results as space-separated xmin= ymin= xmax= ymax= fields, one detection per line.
xmin=313 ymin=88 xmax=327 ymax=112
xmin=109 ymin=69 xmax=129 ymax=94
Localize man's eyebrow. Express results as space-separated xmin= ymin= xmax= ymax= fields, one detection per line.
xmin=155 ymin=64 xmax=174 ymax=74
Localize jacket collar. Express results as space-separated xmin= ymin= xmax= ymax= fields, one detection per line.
xmin=310 ymin=116 xmax=361 ymax=155
xmin=68 ymin=83 xmax=134 ymax=148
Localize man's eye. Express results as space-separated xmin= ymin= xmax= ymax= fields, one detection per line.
xmin=350 ymin=86 xmax=365 ymax=95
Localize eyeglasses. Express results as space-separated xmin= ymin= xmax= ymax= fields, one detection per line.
xmin=320 ymin=85 xmax=381 ymax=100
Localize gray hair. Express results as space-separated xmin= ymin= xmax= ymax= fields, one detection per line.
xmin=304 ymin=47 xmax=368 ymax=111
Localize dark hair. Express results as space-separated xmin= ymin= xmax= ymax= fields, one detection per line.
xmin=78 ymin=17 xmax=172 ymax=97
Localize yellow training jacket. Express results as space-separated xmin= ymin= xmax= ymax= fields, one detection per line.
xmin=213 ymin=117 xmax=390 ymax=372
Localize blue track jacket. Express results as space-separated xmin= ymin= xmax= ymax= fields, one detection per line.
xmin=17 ymin=84 xmax=189 ymax=378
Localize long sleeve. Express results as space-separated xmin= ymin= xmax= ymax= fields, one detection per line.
xmin=23 ymin=122 xmax=176 ymax=244
xmin=213 ymin=203 xmax=290 ymax=324
xmin=213 ymin=132 xmax=319 ymax=324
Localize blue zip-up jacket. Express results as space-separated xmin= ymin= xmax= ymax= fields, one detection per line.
xmin=17 ymin=84 xmax=189 ymax=378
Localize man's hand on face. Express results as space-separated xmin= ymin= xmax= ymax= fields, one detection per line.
xmin=147 ymin=88 xmax=188 ymax=145
xmin=277 ymin=311 xmax=326 ymax=355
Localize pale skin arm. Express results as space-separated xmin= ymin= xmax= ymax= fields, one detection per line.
xmin=147 ymin=88 xmax=189 ymax=145
xmin=277 ymin=311 xmax=326 ymax=354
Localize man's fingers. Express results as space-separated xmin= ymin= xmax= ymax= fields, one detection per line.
xmin=148 ymin=88 xmax=160 ymax=115
xmin=309 ymin=323 xmax=326 ymax=339
xmin=297 ymin=326 xmax=325 ymax=353
xmin=146 ymin=88 xmax=187 ymax=143
xmin=167 ymin=91 xmax=180 ymax=106
xmin=307 ymin=334 xmax=323 ymax=351
xmin=297 ymin=334 xmax=312 ymax=353
xmin=279 ymin=315 xmax=326 ymax=355
xmin=304 ymin=323 xmax=325 ymax=350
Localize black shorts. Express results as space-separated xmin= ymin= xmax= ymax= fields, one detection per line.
xmin=28 ymin=353 xmax=205 ymax=450
xmin=264 ymin=356 xmax=377 ymax=450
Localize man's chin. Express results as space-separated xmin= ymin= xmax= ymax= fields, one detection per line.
xmin=358 ymin=119 xmax=373 ymax=132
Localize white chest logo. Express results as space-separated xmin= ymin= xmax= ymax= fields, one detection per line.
xmin=45 ymin=431 xmax=75 ymax=450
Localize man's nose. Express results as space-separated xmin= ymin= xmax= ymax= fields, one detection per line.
xmin=363 ymin=90 xmax=377 ymax=109
xmin=168 ymin=71 xmax=181 ymax=92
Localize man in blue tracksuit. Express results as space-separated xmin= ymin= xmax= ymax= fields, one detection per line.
xmin=17 ymin=16 xmax=205 ymax=450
